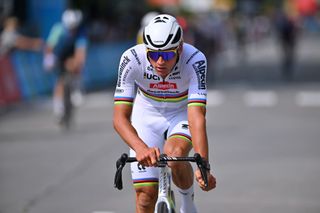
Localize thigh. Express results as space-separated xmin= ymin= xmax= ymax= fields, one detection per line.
xmin=130 ymin=147 xmax=160 ymax=188
xmin=164 ymin=111 xmax=192 ymax=156
xmin=130 ymin=104 xmax=168 ymax=188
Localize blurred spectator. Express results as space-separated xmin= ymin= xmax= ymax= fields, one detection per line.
xmin=193 ymin=12 xmax=226 ymax=81
xmin=296 ymin=0 xmax=319 ymax=32
xmin=0 ymin=16 xmax=43 ymax=56
xmin=230 ymin=11 xmax=249 ymax=63
xmin=136 ymin=11 xmax=159 ymax=44
xmin=274 ymin=9 xmax=298 ymax=80
xmin=176 ymin=15 xmax=195 ymax=45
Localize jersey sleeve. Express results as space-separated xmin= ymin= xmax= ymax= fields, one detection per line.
xmin=187 ymin=51 xmax=207 ymax=107
xmin=114 ymin=49 xmax=138 ymax=105
xmin=46 ymin=23 xmax=63 ymax=48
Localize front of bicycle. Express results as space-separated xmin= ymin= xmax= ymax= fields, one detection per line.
xmin=60 ymin=72 xmax=74 ymax=129
xmin=155 ymin=154 xmax=175 ymax=213
xmin=114 ymin=153 xmax=209 ymax=213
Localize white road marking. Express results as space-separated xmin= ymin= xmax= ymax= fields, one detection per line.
xmin=207 ymin=90 xmax=224 ymax=106
xmin=244 ymin=91 xmax=278 ymax=107
xmin=92 ymin=211 xmax=115 ymax=213
xmin=83 ymin=92 xmax=113 ymax=109
xmin=80 ymin=89 xmax=320 ymax=109
xmin=296 ymin=91 xmax=320 ymax=107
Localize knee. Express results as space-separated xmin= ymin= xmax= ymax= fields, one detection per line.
xmin=136 ymin=186 xmax=158 ymax=211
xmin=164 ymin=144 xmax=185 ymax=157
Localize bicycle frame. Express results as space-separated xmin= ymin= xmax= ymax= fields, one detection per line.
xmin=60 ymin=72 xmax=77 ymax=129
xmin=155 ymin=160 xmax=175 ymax=212
xmin=114 ymin=153 xmax=209 ymax=213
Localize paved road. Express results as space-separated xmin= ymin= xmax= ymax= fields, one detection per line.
xmin=0 ymin=32 xmax=320 ymax=213
xmin=1 ymin=84 xmax=320 ymax=213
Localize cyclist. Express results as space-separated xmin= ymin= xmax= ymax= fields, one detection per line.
xmin=43 ymin=9 xmax=88 ymax=122
xmin=113 ymin=14 xmax=216 ymax=213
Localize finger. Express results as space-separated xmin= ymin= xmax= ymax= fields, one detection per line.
xmin=150 ymin=157 xmax=157 ymax=166
xmin=150 ymin=150 xmax=158 ymax=165
xmin=154 ymin=148 xmax=161 ymax=160
xmin=147 ymin=158 xmax=154 ymax=167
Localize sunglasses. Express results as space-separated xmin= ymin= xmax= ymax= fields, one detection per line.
xmin=147 ymin=48 xmax=178 ymax=61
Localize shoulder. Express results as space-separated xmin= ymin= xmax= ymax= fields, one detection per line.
xmin=181 ymin=43 xmax=206 ymax=65
xmin=121 ymin=44 xmax=145 ymax=65
xmin=123 ymin=44 xmax=145 ymax=55
xmin=47 ymin=23 xmax=65 ymax=39
xmin=50 ymin=23 xmax=64 ymax=32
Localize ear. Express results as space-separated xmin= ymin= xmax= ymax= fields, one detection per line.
xmin=178 ymin=42 xmax=183 ymax=54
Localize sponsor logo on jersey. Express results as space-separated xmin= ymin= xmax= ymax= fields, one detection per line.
xmin=182 ymin=124 xmax=189 ymax=129
xmin=115 ymin=88 xmax=124 ymax=93
xmin=138 ymin=163 xmax=146 ymax=171
xmin=144 ymin=72 xmax=161 ymax=80
xmin=147 ymin=65 xmax=154 ymax=72
xmin=186 ymin=50 xmax=200 ymax=64
xmin=192 ymin=60 xmax=206 ymax=90
xmin=169 ymin=71 xmax=181 ymax=80
xmin=150 ymin=82 xmax=177 ymax=90
xmin=130 ymin=49 xmax=141 ymax=65
xmin=123 ymin=67 xmax=131 ymax=84
xmin=117 ymin=55 xmax=130 ymax=87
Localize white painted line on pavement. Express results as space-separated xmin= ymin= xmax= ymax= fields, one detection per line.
xmin=296 ymin=91 xmax=320 ymax=107
xmin=83 ymin=93 xmax=114 ymax=109
xmin=92 ymin=211 xmax=115 ymax=213
xmin=244 ymin=91 xmax=278 ymax=107
xmin=207 ymin=90 xmax=224 ymax=106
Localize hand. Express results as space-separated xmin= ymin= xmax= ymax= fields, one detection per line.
xmin=43 ymin=53 xmax=56 ymax=71
xmin=195 ymin=169 xmax=216 ymax=191
xmin=135 ymin=147 xmax=160 ymax=167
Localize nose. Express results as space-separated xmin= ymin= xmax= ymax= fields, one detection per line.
xmin=156 ymin=56 xmax=165 ymax=64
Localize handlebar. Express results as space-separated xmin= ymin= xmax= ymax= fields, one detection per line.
xmin=114 ymin=153 xmax=209 ymax=190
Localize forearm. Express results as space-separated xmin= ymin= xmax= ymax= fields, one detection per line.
xmin=188 ymin=106 xmax=209 ymax=160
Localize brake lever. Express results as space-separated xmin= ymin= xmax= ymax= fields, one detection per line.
xmin=114 ymin=153 xmax=129 ymax=190
xmin=194 ymin=153 xmax=209 ymax=188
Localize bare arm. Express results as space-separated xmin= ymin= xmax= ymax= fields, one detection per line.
xmin=64 ymin=47 xmax=86 ymax=73
xmin=188 ymin=106 xmax=208 ymax=160
xmin=113 ymin=104 xmax=160 ymax=166
xmin=15 ymin=35 xmax=43 ymax=51
xmin=188 ymin=105 xmax=216 ymax=191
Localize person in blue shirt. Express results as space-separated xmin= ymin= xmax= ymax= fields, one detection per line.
xmin=43 ymin=9 xmax=88 ymax=122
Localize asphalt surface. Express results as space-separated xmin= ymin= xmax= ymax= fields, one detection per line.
xmin=0 ymin=32 xmax=320 ymax=213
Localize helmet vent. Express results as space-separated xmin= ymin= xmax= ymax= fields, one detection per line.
xmin=154 ymin=16 xmax=169 ymax=23
xmin=154 ymin=20 xmax=165 ymax=23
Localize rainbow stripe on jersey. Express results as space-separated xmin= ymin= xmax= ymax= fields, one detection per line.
xmin=133 ymin=178 xmax=158 ymax=188
xmin=114 ymin=96 xmax=134 ymax=105
xmin=138 ymin=86 xmax=188 ymax=103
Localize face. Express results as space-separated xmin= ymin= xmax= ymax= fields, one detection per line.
xmin=147 ymin=46 xmax=182 ymax=78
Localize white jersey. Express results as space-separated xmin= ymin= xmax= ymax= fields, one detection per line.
xmin=114 ymin=43 xmax=208 ymax=186
xmin=114 ymin=43 xmax=207 ymax=110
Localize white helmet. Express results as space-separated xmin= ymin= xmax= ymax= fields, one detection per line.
xmin=143 ymin=14 xmax=183 ymax=51
xmin=141 ymin=11 xmax=159 ymax=27
xmin=62 ymin=9 xmax=83 ymax=29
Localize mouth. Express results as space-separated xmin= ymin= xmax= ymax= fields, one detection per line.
xmin=156 ymin=66 xmax=167 ymax=72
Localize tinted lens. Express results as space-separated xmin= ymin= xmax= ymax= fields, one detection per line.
xmin=148 ymin=51 xmax=176 ymax=61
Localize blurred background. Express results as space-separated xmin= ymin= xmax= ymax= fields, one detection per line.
xmin=1 ymin=0 xmax=320 ymax=213
xmin=1 ymin=0 xmax=319 ymax=105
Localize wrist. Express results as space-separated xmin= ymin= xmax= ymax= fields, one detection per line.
xmin=203 ymin=160 xmax=211 ymax=171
